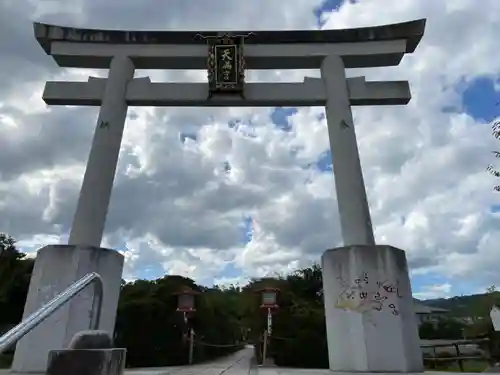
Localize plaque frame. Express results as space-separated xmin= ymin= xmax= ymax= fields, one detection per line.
xmin=206 ymin=34 xmax=246 ymax=98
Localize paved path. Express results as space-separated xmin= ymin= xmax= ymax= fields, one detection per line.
xmin=1 ymin=346 xmax=255 ymax=375
xmin=254 ymin=369 xmax=484 ymax=375
xmin=126 ymin=346 xmax=255 ymax=375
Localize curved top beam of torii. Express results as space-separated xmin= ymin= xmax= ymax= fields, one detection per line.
xmin=33 ymin=19 xmax=426 ymax=70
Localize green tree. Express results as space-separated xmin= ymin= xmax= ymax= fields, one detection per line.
xmin=420 ymin=319 xmax=467 ymax=340
xmin=247 ymin=265 xmax=329 ymax=369
xmin=419 ymin=322 xmax=438 ymax=339
xmin=0 ymin=234 xmax=34 ymax=330
xmin=114 ymin=275 xmax=245 ymax=367
xmin=0 ymin=234 xmax=34 ymax=367
xmin=470 ymin=285 xmax=500 ymax=361
xmin=0 ymin=235 xmax=248 ymax=369
xmin=487 ymin=116 xmax=500 ymax=192
xmin=435 ymin=319 xmax=466 ymax=339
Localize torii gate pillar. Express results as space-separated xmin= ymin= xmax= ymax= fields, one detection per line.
xmin=68 ymin=56 xmax=135 ymax=247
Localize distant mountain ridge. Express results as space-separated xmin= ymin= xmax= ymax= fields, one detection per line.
xmin=417 ymin=291 xmax=500 ymax=318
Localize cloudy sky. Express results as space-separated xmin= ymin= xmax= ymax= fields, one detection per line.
xmin=1 ymin=0 xmax=500 ymax=299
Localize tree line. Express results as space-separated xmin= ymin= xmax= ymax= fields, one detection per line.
xmin=0 ymin=234 xmax=247 ymax=367
xmin=487 ymin=105 xmax=499 ymax=191
xmin=1 ymin=233 xmax=499 ymax=369
xmin=0 ymin=234 xmax=329 ymax=368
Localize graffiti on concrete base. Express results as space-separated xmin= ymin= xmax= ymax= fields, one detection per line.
xmin=334 ymin=272 xmax=402 ymax=316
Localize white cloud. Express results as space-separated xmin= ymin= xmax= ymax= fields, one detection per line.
xmin=413 ymin=283 xmax=452 ymax=300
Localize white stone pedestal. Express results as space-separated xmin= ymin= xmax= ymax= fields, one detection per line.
xmin=11 ymin=245 xmax=124 ymax=373
xmin=321 ymin=245 xmax=423 ymax=372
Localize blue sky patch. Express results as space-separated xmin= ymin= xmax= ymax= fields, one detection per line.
xmin=219 ymin=263 xmax=242 ymax=280
xmin=411 ymin=274 xmax=452 ymax=299
xmin=316 ymin=150 xmax=333 ymax=172
xmin=241 ymin=215 xmax=254 ymax=244
xmin=271 ymin=107 xmax=297 ymax=132
xmin=461 ymin=77 xmax=500 ymax=122
xmin=140 ymin=263 xmax=166 ymax=279
xmin=314 ymin=0 xmax=348 ymax=27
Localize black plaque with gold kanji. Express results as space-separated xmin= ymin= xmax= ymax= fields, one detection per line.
xmin=215 ymin=45 xmax=237 ymax=84
xmin=207 ymin=35 xmax=245 ymax=97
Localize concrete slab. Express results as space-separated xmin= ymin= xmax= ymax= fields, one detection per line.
xmin=125 ymin=347 xmax=254 ymax=375
xmin=484 ymin=366 xmax=500 ymax=373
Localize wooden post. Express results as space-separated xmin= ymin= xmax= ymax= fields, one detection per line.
xmin=262 ymin=330 xmax=268 ymax=366
xmin=454 ymin=343 xmax=464 ymax=372
xmin=188 ymin=329 xmax=194 ymax=365
xmin=432 ymin=346 xmax=437 ymax=369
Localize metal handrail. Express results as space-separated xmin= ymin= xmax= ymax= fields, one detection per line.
xmin=0 ymin=272 xmax=103 ymax=353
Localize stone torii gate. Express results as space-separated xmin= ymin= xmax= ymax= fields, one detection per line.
xmin=14 ymin=19 xmax=426 ymax=373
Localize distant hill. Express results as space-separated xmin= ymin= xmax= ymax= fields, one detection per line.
xmin=418 ymin=291 xmax=500 ymax=318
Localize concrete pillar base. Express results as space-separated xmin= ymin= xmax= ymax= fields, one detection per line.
xmin=321 ymin=245 xmax=423 ymax=372
xmin=11 ymin=245 xmax=124 ymax=373
xmin=46 ymin=349 xmax=126 ymax=375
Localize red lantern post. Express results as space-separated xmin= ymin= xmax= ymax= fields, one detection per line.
xmin=173 ymin=287 xmax=200 ymax=364
xmin=256 ymin=287 xmax=279 ymax=365
xmin=259 ymin=287 xmax=279 ymax=310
